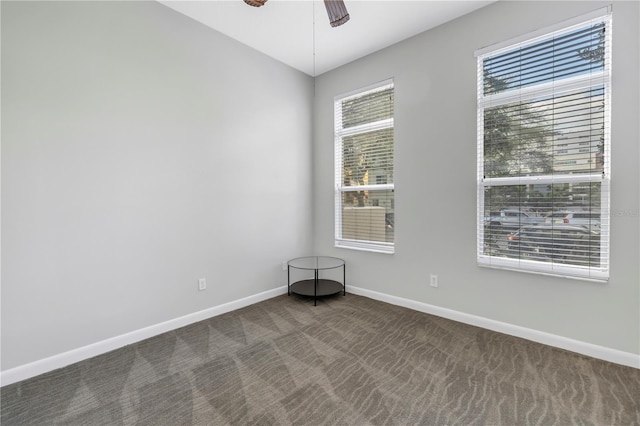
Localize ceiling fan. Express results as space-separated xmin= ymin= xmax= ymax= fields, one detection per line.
xmin=243 ymin=0 xmax=350 ymax=27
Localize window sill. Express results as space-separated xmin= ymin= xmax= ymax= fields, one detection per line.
xmin=335 ymin=240 xmax=394 ymax=254
xmin=477 ymin=256 xmax=608 ymax=283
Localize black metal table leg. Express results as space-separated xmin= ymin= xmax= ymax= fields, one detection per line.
xmin=343 ymin=263 xmax=346 ymax=296
xmin=314 ymin=268 xmax=318 ymax=306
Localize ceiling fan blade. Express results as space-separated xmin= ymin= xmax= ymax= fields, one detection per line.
xmin=244 ymin=0 xmax=267 ymax=7
xmin=242 ymin=0 xmax=350 ymax=28
xmin=324 ymin=0 xmax=350 ymax=27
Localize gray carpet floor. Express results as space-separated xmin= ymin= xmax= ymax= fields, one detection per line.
xmin=1 ymin=293 xmax=639 ymax=425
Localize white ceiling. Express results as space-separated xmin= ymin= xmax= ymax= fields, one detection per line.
xmin=159 ymin=0 xmax=495 ymax=76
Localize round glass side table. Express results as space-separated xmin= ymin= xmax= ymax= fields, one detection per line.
xmin=287 ymin=256 xmax=345 ymax=306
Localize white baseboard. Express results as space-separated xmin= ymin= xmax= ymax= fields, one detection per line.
xmin=3 ymin=284 xmax=637 ymax=387
xmin=347 ymin=286 xmax=640 ymax=370
xmin=1 ymin=286 xmax=288 ymax=387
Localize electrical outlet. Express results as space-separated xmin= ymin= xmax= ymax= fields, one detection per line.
xmin=430 ymin=274 xmax=438 ymax=288
xmin=198 ymin=278 xmax=207 ymax=291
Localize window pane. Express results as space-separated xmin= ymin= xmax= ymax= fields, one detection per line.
xmin=341 ymin=88 xmax=393 ymax=129
xmin=336 ymin=80 xmax=394 ymax=252
xmin=483 ymin=22 xmax=606 ymax=95
xmin=478 ymin=11 xmax=610 ymax=280
xmin=342 ymin=190 xmax=394 ymax=243
xmin=483 ymin=183 xmax=602 ymax=267
xmin=484 ymin=87 xmax=605 ymax=178
xmin=342 ymin=128 xmax=394 ymax=186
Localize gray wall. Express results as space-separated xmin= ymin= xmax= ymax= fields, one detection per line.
xmin=1 ymin=1 xmax=313 ymax=370
xmin=313 ymin=1 xmax=640 ymax=355
xmin=2 ymin=0 xmax=638 ymax=375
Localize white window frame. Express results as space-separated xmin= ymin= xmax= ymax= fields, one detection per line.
xmin=475 ymin=8 xmax=611 ymax=281
xmin=334 ymin=79 xmax=395 ymax=254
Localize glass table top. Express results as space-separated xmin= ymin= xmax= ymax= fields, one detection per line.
xmin=288 ymin=256 xmax=345 ymax=270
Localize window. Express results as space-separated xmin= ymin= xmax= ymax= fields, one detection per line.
xmin=334 ymin=80 xmax=394 ymax=253
xmin=476 ymin=8 xmax=611 ymax=281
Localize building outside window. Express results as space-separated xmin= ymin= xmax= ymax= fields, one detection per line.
xmin=476 ymin=8 xmax=611 ymax=281
xmin=334 ymin=80 xmax=394 ymax=253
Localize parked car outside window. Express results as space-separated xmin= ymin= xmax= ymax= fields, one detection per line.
xmin=545 ymin=211 xmax=601 ymax=228
xmin=507 ymin=224 xmax=601 ymax=266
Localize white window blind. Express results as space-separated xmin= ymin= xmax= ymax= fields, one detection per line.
xmin=476 ymin=8 xmax=611 ymax=281
xmin=335 ymin=80 xmax=394 ymax=253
